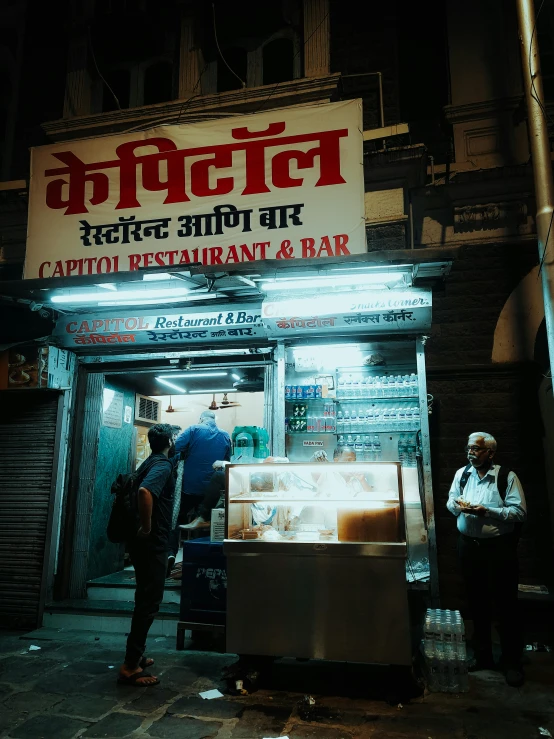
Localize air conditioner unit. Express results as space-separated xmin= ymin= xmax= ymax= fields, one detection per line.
xmin=135 ymin=394 xmax=161 ymax=424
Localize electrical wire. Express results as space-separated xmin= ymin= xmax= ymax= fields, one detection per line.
xmin=212 ymin=2 xmax=246 ymax=89
xmin=87 ymin=27 xmax=121 ymax=111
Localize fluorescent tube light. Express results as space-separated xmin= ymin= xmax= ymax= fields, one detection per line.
xmin=51 ymin=287 xmax=191 ymax=304
xmin=231 ymin=373 xmax=241 ymax=381
xmin=155 ymin=377 xmax=187 ymax=393
xmin=142 ymin=272 xmax=174 ymax=281
xmin=158 ymin=372 xmax=228 ymax=379
xmin=189 ymin=388 xmax=238 ymax=394
xmin=259 ymin=272 xmax=408 ymax=291
xmin=97 ymin=294 xmax=219 ymax=307
xmin=95 ymin=283 xmax=118 ymax=291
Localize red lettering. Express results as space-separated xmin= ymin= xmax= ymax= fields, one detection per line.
xmin=209 ymin=247 xmax=223 ymax=264
xmin=129 ymin=254 xmax=141 ymax=270
xmin=83 ymin=258 xmax=96 ymax=274
xmin=143 ymin=253 xmax=154 ymax=268
xmin=52 ymin=261 xmax=65 ymax=277
xmin=92 ymin=320 xmax=103 ymax=332
xmin=255 ymin=242 xmax=270 ymax=259
xmin=125 ymin=318 xmax=138 ymax=330
xmin=179 ymin=250 xmax=192 ymax=264
xmin=78 ymin=321 xmax=92 ymax=333
xmin=316 ymin=235 xmax=333 ymax=258
xmin=225 ymin=245 xmax=239 ymax=263
xmin=113 ymin=255 xmax=119 ymax=272
xmin=65 ymin=259 xmax=78 ymax=275
xmin=155 ymin=252 xmax=166 ymax=266
xmin=66 ymin=321 xmax=78 ymax=334
xmin=333 ymin=234 xmax=350 ymax=256
xmin=39 ymin=262 xmax=51 ymax=278
xmin=240 ymin=244 xmax=255 ymax=261
xmin=97 ymin=256 xmax=111 ymax=273
xmin=165 ymin=250 xmax=178 ymax=265
xmin=113 ymin=318 xmax=124 ymax=331
xmin=301 ymin=237 xmax=316 ymax=258
xmin=138 ymin=317 xmax=150 ymax=329
xmin=192 ymin=248 xmax=199 ymax=262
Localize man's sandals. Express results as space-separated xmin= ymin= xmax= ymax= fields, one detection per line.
xmin=117 ymin=657 xmax=159 ymax=687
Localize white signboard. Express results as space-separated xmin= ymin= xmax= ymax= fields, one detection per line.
xmin=25 ymin=100 xmax=365 ymax=279
xmin=53 ymin=304 xmax=264 ymax=348
xmin=103 ymin=389 xmax=124 ymax=428
xmin=124 ymin=405 xmax=132 ymax=424
xmin=262 ymin=289 xmax=433 ymax=335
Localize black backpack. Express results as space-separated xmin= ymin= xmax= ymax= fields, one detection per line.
xmin=107 ymin=469 xmax=143 ymax=543
xmin=459 ymin=464 xmax=523 ymax=544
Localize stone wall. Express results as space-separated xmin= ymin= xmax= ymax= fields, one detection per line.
xmin=425 ymin=242 xmax=552 ymax=606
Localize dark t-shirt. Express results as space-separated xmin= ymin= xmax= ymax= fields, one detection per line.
xmin=136 ymin=453 xmax=176 ymax=551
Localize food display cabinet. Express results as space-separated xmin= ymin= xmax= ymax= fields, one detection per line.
xmin=224 ymin=461 xmax=412 ymax=665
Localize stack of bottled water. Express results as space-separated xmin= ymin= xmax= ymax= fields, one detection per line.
xmin=422 ymin=609 xmax=469 ymax=693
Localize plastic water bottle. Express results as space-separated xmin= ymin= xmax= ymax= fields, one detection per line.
xmin=337 ymin=374 xmax=345 ymax=399
xmin=337 ymin=435 xmax=345 ymax=446
xmin=454 ymin=612 xmax=469 ymax=692
xmin=398 ymin=434 xmax=407 ymax=465
xmin=344 ymin=374 xmax=353 ymax=399
xmin=352 ymin=375 xmax=360 ymax=398
xmin=372 ymin=434 xmax=382 ymax=461
xmin=336 ymin=410 xmax=344 ymax=434
xmin=343 ymin=409 xmax=351 ymax=433
xmin=409 ymin=373 xmax=418 ymax=396
xmin=363 ymin=436 xmax=372 ymax=461
xmin=406 ymin=435 xmax=416 ymax=467
xmin=346 ymin=434 xmax=354 ymax=447
xmin=354 ymin=435 xmax=363 ymax=455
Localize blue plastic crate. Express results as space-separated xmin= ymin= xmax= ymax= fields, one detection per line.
xmin=179 ymin=537 xmax=226 ymax=626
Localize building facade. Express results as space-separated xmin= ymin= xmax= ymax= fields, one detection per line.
xmin=0 ymin=0 xmax=552 ymax=622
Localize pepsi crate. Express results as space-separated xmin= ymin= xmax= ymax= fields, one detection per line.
xmin=179 ymin=537 xmax=226 ymax=626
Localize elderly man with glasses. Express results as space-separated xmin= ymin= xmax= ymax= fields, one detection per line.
xmin=447 ymin=432 xmax=527 ymax=687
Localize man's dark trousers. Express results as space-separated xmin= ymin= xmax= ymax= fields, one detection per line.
xmin=458 ymin=532 xmax=522 ymax=668
xmin=125 ymin=540 xmax=168 ymax=668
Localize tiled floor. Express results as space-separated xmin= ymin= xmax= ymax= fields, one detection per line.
xmin=0 ymin=628 xmax=553 ymax=739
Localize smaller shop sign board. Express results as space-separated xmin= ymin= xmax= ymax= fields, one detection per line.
xmin=262 ymin=289 xmax=432 ymax=335
xmin=53 ymin=305 xmax=265 ymax=348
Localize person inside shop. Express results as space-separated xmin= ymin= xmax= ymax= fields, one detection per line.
xmin=446 ymin=431 xmax=527 ymax=687
xmin=180 ymin=459 xmax=228 ymax=530
xmin=168 ymin=410 xmax=231 ymax=570
xmin=118 ymin=423 xmax=177 ymax=687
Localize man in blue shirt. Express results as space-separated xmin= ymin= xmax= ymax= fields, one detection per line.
xmin=447 ymin=431 xmax=527 ymax=687
xmin=168 ymin=411 xmax=231 ymax=564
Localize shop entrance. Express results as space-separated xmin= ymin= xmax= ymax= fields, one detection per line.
xmin=62 ymin=350 xmax=274 ymax=603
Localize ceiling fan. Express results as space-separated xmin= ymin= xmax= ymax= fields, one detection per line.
xmin=208 ymin=393 xmax=241 ymax=410
xmin=164 ymin=395 xmax=190 ymax=413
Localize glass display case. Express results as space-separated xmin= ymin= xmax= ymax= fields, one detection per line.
xmin=226 ymin=462 xmax=405 ymax=545
xmin=224 ymin=461 xmax=412 ymax=665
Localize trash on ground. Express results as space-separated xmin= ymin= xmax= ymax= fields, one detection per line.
xmin=28 ymin=645 xmax=41 ymax=651
xmin=397 ymin=703 xmax=404 ymax=709
xmin=199 ymin=689 xmax=224 ymax=700
xmin=108 ymin=665 xmax=114 ymax=669
xmin=303 ymin=695 xmax=316 ymax=706
xmin=538 ymin=729 xmax=552 ymax=738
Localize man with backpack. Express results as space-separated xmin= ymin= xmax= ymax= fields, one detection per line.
xmin=447 ymin=432 xmax=527 ymax=687
xmin=117 ymin=424 xmax=177 ymax=687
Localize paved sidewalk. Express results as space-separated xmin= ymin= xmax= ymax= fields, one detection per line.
xmin=0 ymin=628 xmax=553 ymax=739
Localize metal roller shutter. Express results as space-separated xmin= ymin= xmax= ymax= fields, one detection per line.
xmin=0 ymin=391 xmax=59 ymax=629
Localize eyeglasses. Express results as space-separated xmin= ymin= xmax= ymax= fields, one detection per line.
xmin=465 ymin=445 xmax=488 ymax=454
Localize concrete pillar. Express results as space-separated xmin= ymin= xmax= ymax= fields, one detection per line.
xmin=303 ymin=0 xmax=330 ymax=78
